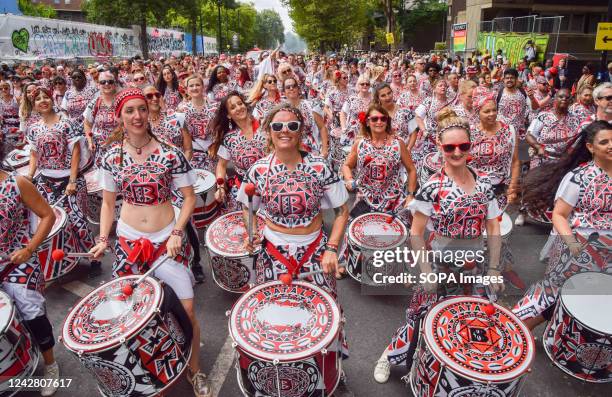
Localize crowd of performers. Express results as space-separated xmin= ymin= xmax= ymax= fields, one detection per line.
xmin=0 ymin=49 xmax=610 ymax=396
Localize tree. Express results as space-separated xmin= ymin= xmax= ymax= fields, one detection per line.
xmin=401 ymin=0 xmax=447 ymax=45
xmin=82 ymin=0 xmax=178 ymax=59
xmin=18 ymin=0 xmax=57 ymax=18
xmin=254 ymin=10 xmax=285 ymax=49
xmin=282 ymin=0 xmax=368 ymax=52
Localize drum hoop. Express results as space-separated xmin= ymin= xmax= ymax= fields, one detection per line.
xmin=228 ymin=281 xmax=342 ymax=362
xmin=3 ymin=150 xmax=29 ymax=169
xmin=0 ymin=290 xmax=16 ymax=336
xmin=483 ymin=212 xmax=513 ymax=239
xmin=61 ymin=276 xmax=163 ymax=353
xmin=423 ymin=296 xmax=536 ymax=383
xmin=205 ymin=212 xmax=263 ymax=258
xmin=348 ymin=212 xmax=408 ymax=250
xmin=193 ymin=169 xmax=216 ymax=195
xmin=423 ymin=152 xmax=440 ymax=171
xmin=559 ymin=271 xmax=612 ymax=335
xmin=84 ymin=169 xmax=103 ymax=194
xmin=44 ymin=206 xmax=68 ymax=240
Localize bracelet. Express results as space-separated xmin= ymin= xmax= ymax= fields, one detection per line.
xmin=69 ymin=179 xmax=77 ymax=184
xmin=489 ymin=266 xmax=500 ymax=271
xmin=325 ymin=243 xmax=338 ymax=253
xmin=407 ymin=191 xmax=416 ymax=196
xmin=97 ymin=236 xmax=109 ymax=244
xmin=171 ymin=229 xmax=185 ymax=237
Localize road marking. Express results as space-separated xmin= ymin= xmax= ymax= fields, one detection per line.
xmin=208 ymin=336 xmax=235 ymax=397
xmin=62 ymin=280 xmax=95 ymax=298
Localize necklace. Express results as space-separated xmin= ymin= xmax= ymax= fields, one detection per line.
xmin=125 ymin=136 xmax=152 ymax=155
xmin=370 ymin=134 xmax=388 ymax=149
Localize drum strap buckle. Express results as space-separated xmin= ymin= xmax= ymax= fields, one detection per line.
xmin=120 ymin=237 xmax=167 ymax=273
xmin=265 ymin=230 xmax=323 ymax=276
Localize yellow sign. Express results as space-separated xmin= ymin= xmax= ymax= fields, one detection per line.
xmin=595 ymin=22 xmax=612 ymax=50
xmin=385 ymin=33 xmax=394 ymax=45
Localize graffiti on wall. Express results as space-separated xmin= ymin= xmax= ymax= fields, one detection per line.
xmin=146 ymin=28 xmax=185 ymax=58
xmin=477 ymin=32 xmax=549 ymax=66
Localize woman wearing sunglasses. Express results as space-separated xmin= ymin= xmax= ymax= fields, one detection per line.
xmin=61 ymin=69 xmax=96 ymax=126
xmin=210 ymin=91 xmax=267 ymax=212
xmin=247 ymin=73 xmax=280 ymax=123
xmin=513 ymin=120 xmax=611 ymax=330
xmin=373 ymin=83 xmax=418 ymax=146
xmin=27 ymin=87 xmax=100 ymax=276
xmin=156 ymin=65 xmax=181 ymax=111
xmin=451 ymin=80 xmax=479 ymax=128
xmin=397 ymin=74 xmax=423 ymax=111
xmin=339 ymin=75 xmax=372 ymax=151
xmin=324 ymin=70 xmax=350 ymax=170
xmin=238 ymin=103 xmax=349 ymax=295
xmin=389 ymin=70 xmax=405 ymax=101
xmin=373 ymin=108 xmax=504 ymax=384
xmin=282 ymin=77 xmax=329 ymax=157
xmin=178 ymin=75 xmax=217 ymax=173
xmin=413 ymin=78 xmax=453 ymax=168
xmin=84 ymin=70 xmax=118 ymax=168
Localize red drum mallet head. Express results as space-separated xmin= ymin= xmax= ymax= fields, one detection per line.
xmin=122 ymin=283 xmax=134 ymax=296
xmin=279 ymin=273 xmax=293 ymax=285
xmin=483 ymin=303 xmax=495 ymax=316
xmin=52 ymin=249 xmax=65 ymax=261
xmin=244 ymin=183 xmax=256 ymax=197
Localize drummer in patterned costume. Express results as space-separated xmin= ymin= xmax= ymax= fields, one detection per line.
xmin=179 ymin=75 xmax=217 ymax=173
xmin=1 ymin=144 xmax=60 ymax=396
xmin=339 ymin=75 xmax=373 ymax=149
xmin=83 ymin=70 xmax=118 ymax=168
xmin=60 ymin=69 xmax=97 ymax=126
xmin=451 ymin=80 xmax=479 ymax=128
xmin=397 ymin=74 xmax=422 ymax=112
xmin=89 ymin=88 xmax=212 ymax=397
xmin=470 ymin=90 xmax=524 ymax=289
xmin=156 ymin=65 xmax=182 ymax=111
xmin=26 ymin=87 xmax=101 ymax=277
xmin=373 ymin=108 xmax=504 ymax=384
xmin=323 ymin=70 xmax=350 ymax=170
xmin=248 ymin=73 xmax=281 ymax=122
xmin=238 ymin=103 xmax=349 ymax=296
xmin=569 ymin=84 xmax=595 ymax=122
xmin=373 ymin=83 xmax=418 ymax=145
xmin=513 ymin=120 xmax=612 ymax=329
xmin=210 ymin=92 xmax=267 ymax=212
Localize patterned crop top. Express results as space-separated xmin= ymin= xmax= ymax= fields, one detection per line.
xmin=236 ymin=152 xmax=349 ymax=228
xmin=29 ymin=115 xmax=82 ymax=171
xmin=101 ymin=142 xmax=195 ymax=206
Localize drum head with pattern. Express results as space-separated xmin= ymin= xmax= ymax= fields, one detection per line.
xmin=423 ymin=151 xmax=442 ymax=172
xmin=2 ymin=149 xmax=29 ymax=169
xmin=206 ymin=211 xmax=264 ymax=258
xmin=229 ymin=281 xmax=341 ymax=362
xmin=561 ymin=272 xmax=612 ymax=334
xmin=62 ymin=276 xmax=162 ymax=353
xmin=424 ymin=296 xmax=535 ymax=382
xmin=348 ymin=212 xmax=407 ymax=250
xmin=0 ymin=290 xmax=14 ymax=335
xmin=84 ymin=168 xmax=102 ymax=194
xmin=193 ymin=169 xmax=216 ymax=195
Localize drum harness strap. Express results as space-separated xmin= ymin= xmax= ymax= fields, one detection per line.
xmin=265 ymin=229 xmax=324 ymax=277
xmin=119 ymin=237 xmax=168 ymax=274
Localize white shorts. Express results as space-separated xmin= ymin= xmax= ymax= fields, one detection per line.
xmin=1 ymin=283 xmax=46 ymax=320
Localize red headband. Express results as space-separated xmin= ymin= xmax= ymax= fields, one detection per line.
xmin=114 ymin=88 xmax=147 ymax=117
xmin=472 ymin=88 xmax=496 ymax=112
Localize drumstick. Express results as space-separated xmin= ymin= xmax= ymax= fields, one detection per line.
xmin=280 ymin=266 xmax=347 ymax=285
xmin=121 ymin=254 xmax=174 ymax=296
xmin=51 ymin=194 xmax=67 ymax=207
xmin=244 ymin=183 xmax=256 ymax=246
xmin=51 ymin=249 xmax=96 ymax=261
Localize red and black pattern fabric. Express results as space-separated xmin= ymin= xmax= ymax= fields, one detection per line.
xmin=568 ymin=102 xmax=595 ymax=124
xmin=528 ymin=110 xmax=582 ymax=168
xmin=207 ymin=82 xmax=238 ymax=104
xmin=84 ymin=96 xmax=118 ymax=168
xmin=340 ymin=95 xmax=371 ymax=147
xmin=413 ymin=96 xmax=453 ymax=167
xmin=61 ymin=86 xmax=97 ymax=125
xmin=23 ymin=112 xmax=42 ymax=145
xmin=150 ymin=110 xmax=185 ymax=149
xmin=163 ymin=88 xmax=182 ymax=111
xmin=497 ymin=89 xmax=529 ymax=139
xmin=410 ymin=167 xmax=501 ymax=239
xmin=34 ymin=174 xmax=95 ymax=255
xmin=295 ymin=100 xmax=322 ymax=154
xmin=323 ymin=87 xmax=349 ymax=130
xmin=451 ymin=103 xmax=479 ymax=128
xmin=252 ymin=95 xmax=280 ymax=122
xmin=397 ymin=91 xmax=423 ymax=111
xmin=237 ymin=152 xmax=348 ymax=229
xmin=101 ymin=143 xmax=194 ymax=206
xmin=178 ymin=101 xmax=217 ymax=171
xmin=0 ymin=97 xmax=20 ymax=136
xmin=390 ymin=107 xmax=418 ymax=144
xmin=29 ymin=116 xmax=81 ymax=171
xmin=0 ymin=172 xmax=43 ymax=291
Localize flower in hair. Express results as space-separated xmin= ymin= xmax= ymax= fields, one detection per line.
xmin=334 ymin=70 xmax=342 ymax=79
xmin=358 ymin=111 xmax=367 ymax=124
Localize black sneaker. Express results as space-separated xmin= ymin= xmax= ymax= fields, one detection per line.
xmin=334 ymin=373 xmax=355 ymax=397
xmin=88 ymin=261 xmax=102 ymax=278
xmin=192 ymin=263 xmax=206 ymax=284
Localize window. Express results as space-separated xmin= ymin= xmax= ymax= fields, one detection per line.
xmin=570 ymin=14 xmax=585 ymax=33
xmin=65 ymin=0 xmax=71 ymax=4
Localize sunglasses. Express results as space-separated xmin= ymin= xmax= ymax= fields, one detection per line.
xmin=270 ymin=121 xmax=301 ymax=132
xmin=134 ymin=77 xmax=145 ymax=82
xmin=599 ymin=95 xmax=612 ymax=101
xmin=368 ymin=116 xmax=388 ymax=123
xmin=145 ymin=92 xmax=162 ymax=99
xmin=392 ymin=74 xmax=401 ymax=77
xmin=266 ymin=79 xmax=277 ymax=84
xmin=360 ymin=82 xmax=370 ymax=87
xmin=99 ymin=79 xmax=115 ymax=86
xmin=281 ymin=70 xmax=292 ymax=75
xmin=284 ymin=84 xmax=298 ymax=90
xmin=441 ymin=142 xmax=471 ymax=153
xmin=341 ymin=76 xmax=349 ymax=80
xmin=0 ymin=87 xmax=10 ymax=91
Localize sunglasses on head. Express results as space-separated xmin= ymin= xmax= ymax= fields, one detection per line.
xmin=99 ymin=79 xmax=115 ymax=86
xmin=368 ymin=115 xmax=387 ymax=123
xmin=270 ymin=121 xmax=301 ymax=132
xmin=145 ymin=92 xmax=161 ymax=99
xmin=441 ymin=142 xmax=471 ymax=153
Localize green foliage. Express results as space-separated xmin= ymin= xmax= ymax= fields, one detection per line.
xmin=401 ymin=0 xmax=447 ymax=41
xmin=255 ymin=9 xmax=285 ymax=49
xmin=18 ymin=0 xmax=57 ymax=18
xmin=82 ymin=0 xmax=174 ymax=28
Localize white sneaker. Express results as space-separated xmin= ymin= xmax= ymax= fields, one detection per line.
xmin=41 ymin=362 xmax=59 ymax=396
xmin=514 ymin=213 xmax=525 ymax=226
xmin=373 ymin=357 xmax=391 ymax=383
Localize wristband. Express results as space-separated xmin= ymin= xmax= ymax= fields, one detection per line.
xmin=97 ymin=236 xmax=109 ymax=244
xmin=69 ymin=179 xmax=77 ymax=184
xmin=325 ymin=243 xmax=338 ymax=253
xmin=171 ymin=229 xmax=185 ymax=237
xmin=407 ymin=191 xmax=416 ymax=196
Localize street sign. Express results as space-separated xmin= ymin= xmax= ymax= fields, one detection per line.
xmin=232 ymin=34 xmax=239 ymax=50
xmin=595 ymin=22 xmax=612 ymax=51
xmin=385 ymin=33 xmax=394 ymax=45
xmin=452 ymin=23 xmax=467 ymax=52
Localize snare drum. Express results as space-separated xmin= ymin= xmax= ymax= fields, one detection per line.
xmin=2 ymin=148 xmax=34 ymax=178
xmin=526 ymin=207 xmax=553 ymax=225
xmin=61 ymin=275 xmax=192 ymax=397
xmin=205 ymin=211 xmax=264 ymax=293
xmin=411 ymin=296 xmax=535 ymax=397
xmin=346 ymin=212 xmax=408 ymax=284
xmin=229 ymin=281 xmax=343 ymax=396
xmin=33 ymin=206 xmax=80 ymax=281
xmin=419 ymin=151 xmax=441 ymax=187
xmin=0 ymin=290 xmax=40 ymax=397
xmin=543 ymin=272 xmax=612 ymax=383
xmin=191 ymin=169 xmax=219 ymax=229
xmin=483 ymin=212 xmax=513 ymax=242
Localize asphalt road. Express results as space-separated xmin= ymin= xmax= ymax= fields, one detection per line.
xmin=15 ymin=202 xmax=610 ymax=397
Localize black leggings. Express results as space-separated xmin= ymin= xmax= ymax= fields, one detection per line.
xmin=185 ymin=222 xmax=201 ymax=265
xmin=25 ymin=314 xmax=55 ymax=351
